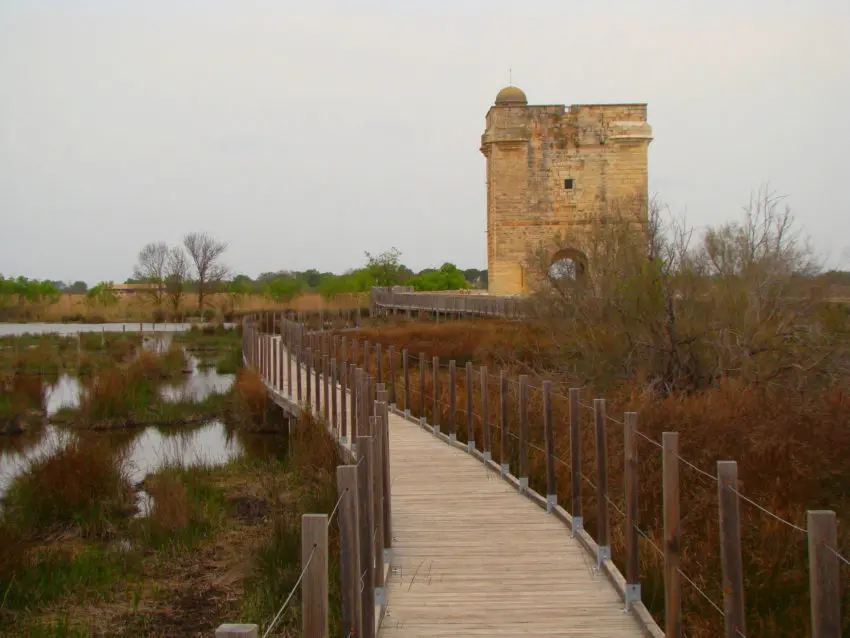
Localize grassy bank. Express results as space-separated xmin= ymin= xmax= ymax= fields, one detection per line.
xmin=0 ymin=410 xmax=340 ymax=637
xmin=0 ymin=333 xmax=142 ymax=376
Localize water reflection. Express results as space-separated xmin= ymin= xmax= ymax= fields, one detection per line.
xmin=0 ymin=421 xmax=289 ymax=504
xmin=0 ymin=323 xmax=235 ymax=337
xmin=44 ymin=374 xmax=81 ymax=416
xmin=160 ymin=352 xmax=234 ymax=403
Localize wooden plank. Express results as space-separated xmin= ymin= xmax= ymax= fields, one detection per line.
xmin=662 ymin=432 xmax=681 ymax=638
xmin=380 ymin=406 xmax=648 ymax=637
xmin=807 ymin=510 xmax=841 ymax=638
xmin=717 ymin=460 xmax=746 ymax=638
xmin=377 ymin=343 xmax=383 ymax=386
xmin=216 ymin=625 xmax=257 ymax=637
xmin=302 ymin=513 xmax=329 ymax=638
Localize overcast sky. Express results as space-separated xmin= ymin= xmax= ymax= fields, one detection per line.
xmin=1 ymin=0 xmax=848 ymax=285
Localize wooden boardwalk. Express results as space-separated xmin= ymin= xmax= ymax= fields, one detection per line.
xmin=379 ymin=412 xmax=646 ymax=637
xmin=256 ymin=333 xmax=650 ymax=637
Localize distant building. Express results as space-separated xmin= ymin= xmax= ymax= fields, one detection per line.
xmin=481 ymin=86 xmax=653 ymax=295
xmin=108 ymin=283 xmax=161 ymax=297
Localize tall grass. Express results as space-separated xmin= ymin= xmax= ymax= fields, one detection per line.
xmin=363 ymin=320 xmax=850 ymax=637
xmin=1 ymin=440 xmax=136 ymax=538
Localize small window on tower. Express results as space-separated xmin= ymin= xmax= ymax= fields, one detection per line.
xmin=564 ymin=179 xmax=574 ymax=190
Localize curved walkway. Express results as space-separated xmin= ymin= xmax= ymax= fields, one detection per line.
xmin=379 ymin=412 xmax=646 ymax=637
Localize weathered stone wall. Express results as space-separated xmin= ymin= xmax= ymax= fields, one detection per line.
xmin=481 ymin=96 xmax=652 ymax=295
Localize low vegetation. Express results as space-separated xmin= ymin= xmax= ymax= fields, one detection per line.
xmin=0 ymin=410 xmax=339 ymax=637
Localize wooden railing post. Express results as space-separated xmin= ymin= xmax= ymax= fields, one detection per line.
xmin=466 ymin=361 xmax=475 ymax=453
xmin=569 ymin=388 xmax=582 ymax=533
xmin=624 ymin=412 xmax=640 ymax=610
xmin=432 ymin=356 xmax=440 ymax=434
xmin=296 ymin=336 xmax=303 ymax=402
xmin=323 ymin=354 xmax=330 ymax=421
xmin=302 ymin=513 xmax=328 ymax=638
xmin=518 ymin=375 xmax=529 ymax=491
xmin=341 ymin=350 xmax=349 ymax=442
xmin=449 ymin=361 xmax=457 ymax=442
xmin=376 ymin=343 xmax=383 ymax=387
xmin=306 ymin=348 xmax=313 ymax=408
xmin=331 ymin=360 xmax=338 ymax=434
xmin=542 ymin=381 xmax=556 ymax=512
xmin=807 ymin=510 xmax=841 ymax=638
xmin=500 ymin=371 xmax=509 ymax=477
xmin=419 ymin=353 xmax=425 ymax=419
xmin=364 ymin=341 xmax=370 ymax=375
xmin=662 ymin=432 xmax=681 ymax=637
xmin=356 ymin=436 xmax=375 ymax=638
xmin=315 ymin=349 xmax=321 ymax=414
xmin=388 ymin=345 xmax=396 ymax=406
xmin=287 ymin=333 xmax=293 ymax=398
xmin=481 ymin=366 xmax=491 ymax=460
xmin=717 ymin=460 xmax=746 ymax=638
xmin=338 ymin=466 xmax=362 ymax=638
xmin=352 ymin=367 xmax=362 ymax=442
xmin=402 ymin=349 xmax=410 ymax=414
xmin=370 ymin=415 xmax=385 ymax=601
xmin=379 ymin=400 xmax=392 ymax=563
xmin=594 ymin=398 xmax=610 ymax=566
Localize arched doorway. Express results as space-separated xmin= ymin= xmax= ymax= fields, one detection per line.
xmin=548 ymin=248 xmax=588 ymax=281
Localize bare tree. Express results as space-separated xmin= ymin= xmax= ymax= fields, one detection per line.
xmin=519 ymin=186 xmax=840 ymax=395
xmin=183 ymin=232 xmax=228 ymax=311
xmin=132 ymin=242 xmax=169 ymax=306
xmin=165 ymin=246 xmax=190 ymax=314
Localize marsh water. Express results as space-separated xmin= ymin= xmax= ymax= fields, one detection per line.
xmin=0 ymin=322 xmax=235 ymax=337
xmin=0 ymin=326 xmax=286 ymax=506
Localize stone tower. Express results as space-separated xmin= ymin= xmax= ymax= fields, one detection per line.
xmin=480 ymin=86 xmax=653 ymax=295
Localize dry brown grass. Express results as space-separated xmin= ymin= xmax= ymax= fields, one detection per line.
xmin=22 ymin=291 xmax=367 ymax=323
xmin=145 ymin=475 xmax=190 ymax=533
xmin=356 ymin=320 xmax=850 ymax=637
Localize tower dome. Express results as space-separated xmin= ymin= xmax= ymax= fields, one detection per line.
xmin=494 ymin=85 xmax=527 ymax=106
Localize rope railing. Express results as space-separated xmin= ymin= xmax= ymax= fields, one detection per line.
xmin=241 ymin=313 xmax=847 ymax=638
xmin=224 ymin=316 xmax=395 ymax=638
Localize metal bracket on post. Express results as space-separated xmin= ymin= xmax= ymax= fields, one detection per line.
xmin=449 ymin=432 xmax=457 ymax=443
xmin=597 ymin=545 xmax=611 ymax=569
xmin=340 ymin=435 xmax=349 ymax=446
xmin=482 ymin=451 xmax=492 ymax=462
xmin=467 ymin=441 xmax=474 ymax=454
xmin=375 ymin=586 xmax=386 ymax=606
xmin=500 ymin=463 xmax=509 ymax=478
xmin=571 ymin=515 xmax=584 ymax=537
xmin=624 ymin=584 xmax=641 ymax=612
xmin=383 ymin=548 xmax=393 ymax=566
xmin=518 ymin=477 xmax=528 ymax=492
xmin=419 ymin=417 xmax=427 ymax=430
xmin=404 ymin=409 xmax=410 ymax=418
xmin=546 ymin=494 xmax=557 ymax=514
xmin=433 ymin=424 xmax=440 ymax=436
